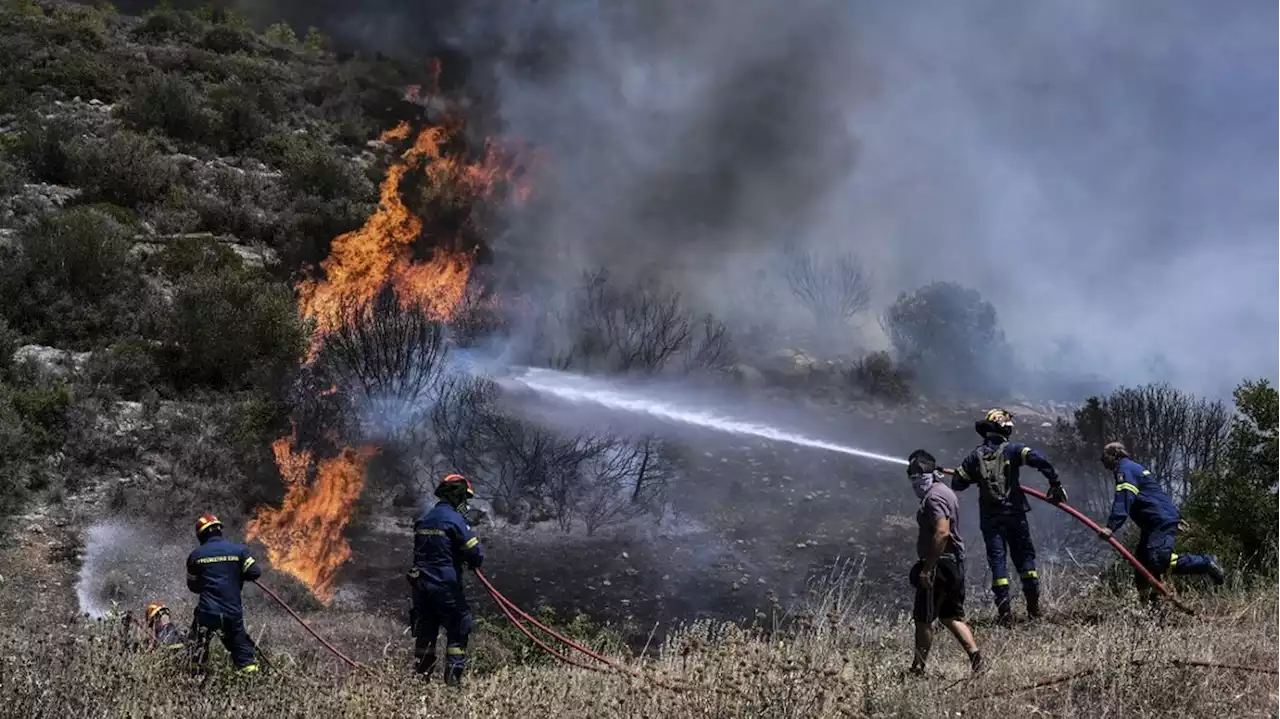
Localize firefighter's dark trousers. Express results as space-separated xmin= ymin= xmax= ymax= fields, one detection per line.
xmin=980 ymin=510 xmax=1039 ymax=616
xmin=189 ymin=610 xmax=257 ymax=672
xmin=411 ymin=579 xmax=472 ymax=677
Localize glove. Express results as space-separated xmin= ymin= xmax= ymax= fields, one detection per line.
xmin=1047 ymin=482 xmax=1067 ymax=504
xmin=1097 ymin=527 xmax=1113 ymax=540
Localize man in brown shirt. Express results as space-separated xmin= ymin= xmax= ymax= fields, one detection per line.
xmin=907 ymin=449 xmax=982 ymax=675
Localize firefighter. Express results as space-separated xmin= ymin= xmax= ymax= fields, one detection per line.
xmin=186 ymin=514 xmax=263 ymax=675
xmin=952 ymin=408 xmax=1067 ymax=622
xmin=907 ymin=450 xmax=982 ymax=675
xmin=409 ymin=473 xmax=484 ymax=685
xmin=144 ymin=601 xmax=188 ymax=650
xmin=1096 ymin=442 xmax=1226 ymax=603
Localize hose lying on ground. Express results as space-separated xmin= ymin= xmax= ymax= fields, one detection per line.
xmin=252 ymin=580 xmax=363 ymax=669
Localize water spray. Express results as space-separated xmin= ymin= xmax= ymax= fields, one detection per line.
xmin=498 ymin=367 xmax=910 ymax=466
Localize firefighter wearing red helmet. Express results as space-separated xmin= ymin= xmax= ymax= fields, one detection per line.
xmin=408 ymin=473 xmax=484 ymax=685
xmin=186 ymin=513 xmax=263 ymax=674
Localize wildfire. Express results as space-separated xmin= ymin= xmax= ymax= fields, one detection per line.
xmin=246 ymin=428 xmax=377 ymax=604
xmin=248 ymin=93 xmax=528 ymax=603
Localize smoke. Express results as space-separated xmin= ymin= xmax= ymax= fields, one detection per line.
xmin=76 ymin=521 xmax=189 ymax=619
xmin=207 ymin=0 xmax=1276 ymax=397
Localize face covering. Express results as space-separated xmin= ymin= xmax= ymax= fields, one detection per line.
xmin=911 ymin=472 xmax=935 ymax=500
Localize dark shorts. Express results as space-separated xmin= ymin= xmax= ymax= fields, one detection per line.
xmin=910 ymin=556 xmax=966 ymax=624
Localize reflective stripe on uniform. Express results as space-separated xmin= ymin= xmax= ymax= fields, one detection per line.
xmin=195 ymin=555 xmax=240 ymax=564
xmin=1170 ymin=553 xmax=1179 ymax=568
xmin=416 ymin=528 xmax=446 ymax=536
xmin=1020 ymin=447 xmax=1031 ymax=459
xmin=446 ymin=647 xmax=466 ymax=655
xmin=464 ymin=537 xmax=479 ymax=550
xmin=955 ymin=467 xmax=969 ymax=481
xmin=1021 ymin=570 xmax=1038 ymax=580
xmin=992 ymin=577 xmax=1010 ymax=588
xmin=242 ymin=557 xmax=255 ymax=571
xmin=238 ymin=664 xmax=260 ymax=674
xmin=1116 ymin=482 xmax=1139 ymax=495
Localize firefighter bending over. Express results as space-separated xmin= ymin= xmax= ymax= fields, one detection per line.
xmin=1096 ymin=442 xmax=1225 ymax=604
xmin=145 ymin=601 xmax=188 ymax=650
xmin=410 ymin=473 xmax=484 ymax=685
xmin=952 ymin=408 xmax=1066 ymax=622
xmin=186 ymin=514 xmax=263 ymax=675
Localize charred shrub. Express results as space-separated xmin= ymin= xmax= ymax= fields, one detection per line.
xmin=850 ymin=351 xmax=912 ymax=402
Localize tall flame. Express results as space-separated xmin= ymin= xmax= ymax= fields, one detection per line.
xmin=247 ymin=109 xmax=526 ymax=603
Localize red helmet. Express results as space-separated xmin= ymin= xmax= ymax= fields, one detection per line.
xmin=439 ymin=473 xmax=475 ymax=498
xmin=195 ymin=514 xmax=222 ymax=539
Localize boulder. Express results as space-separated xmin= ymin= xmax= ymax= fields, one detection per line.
xmin=730 ymin=363 xmax=766 ymax=389
xmin=12 ymin=345 xmax=92 ymax=378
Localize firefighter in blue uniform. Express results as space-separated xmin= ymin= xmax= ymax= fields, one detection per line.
xmin=186 ymin=514 xmax=263 ymax=674
xmin=952 ymin=408 xmax=1067 ymax=622
xmin=1096 ymin=442 xmax=1225 ymax=603
xmin=410 ymin=473 xmax=484 ymax=685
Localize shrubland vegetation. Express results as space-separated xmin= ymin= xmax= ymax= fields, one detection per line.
xmin=0 ymin=2 xmax=1274 ymax=716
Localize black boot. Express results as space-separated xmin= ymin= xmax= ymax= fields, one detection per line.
xmin=444 ymin=666 xmax=464 ymax=687
xmin=1026 ymin=594 xmax=1041 ymax=620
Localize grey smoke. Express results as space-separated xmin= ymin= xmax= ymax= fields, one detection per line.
xmin=213 ymin=0 xmax=1275 ymax=396
xmin=76 ymin=521 xmax=190 ymax=619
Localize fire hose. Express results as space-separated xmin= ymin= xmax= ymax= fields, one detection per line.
xmin=252 ymin=580 xmax=364 ymax=669
xmin=939 ymin=471 xmax=1196 ymax=616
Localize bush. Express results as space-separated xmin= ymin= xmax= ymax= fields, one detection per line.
xmin=882 ymin=281 xmax=1011 ymax=395
xmin=131 ymin=8 xmax=206 ymax=44
xmin=120 ymin=73 xmax=212 ymax=143
xmin=1182 ymin=379 xmax=1278 ymax=576
xmin=199 ymin=25 xmax=254 ymax=55
xmin=189 ymin=166 xmax=280 ymax=242
xmin=207 ymin=82 xmax=278 ymax=153
xmin=263 ymin=133 xmax=368 ymax=201
xmin=263 ymin=22 xmax=298 ymax=46
xmin=0 ymin=370 xmax=70 ymax=518
xmin=145 ymin=233 xmax=244 ymax=280
xmin=159 ymin=268 xmax=304 ymax=391
xmin=850 ymin=351 xmax=912 ymax=402
xmin=0 ymin=207 xmax=148 ymax=347
xmin=68 ymin=130 xmax=179 ymax=208
xmin=82 ymin=338 xmax=160 ymax=399
xmin=9 ymin=115 xmax=82 ymax=185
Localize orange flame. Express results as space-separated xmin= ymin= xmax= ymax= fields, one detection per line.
xmin=247 ymin=429 xmax=377 ymax=604
xmin=250 ymin=108 xmax=528 ymax=603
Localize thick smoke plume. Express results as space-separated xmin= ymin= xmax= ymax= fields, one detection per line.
xmin=195 ymin=0 xmax=1277 ymax=396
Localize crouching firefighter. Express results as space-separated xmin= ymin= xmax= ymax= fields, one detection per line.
xmin=409 ymin=473 xmax=484 ymax=685
xmin=1096 ymin=442 xmax=1225 ymax=605
xmin=952 ymin=408 xmax=1066 ymax=622
xmin=186 ymin=514 xmax=263 ymax=675
xmin=145 ymin=601 xmax=188 ymax=650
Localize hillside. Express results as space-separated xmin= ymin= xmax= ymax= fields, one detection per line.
xmin=0 ymin=2 xmax=1276 ymax=718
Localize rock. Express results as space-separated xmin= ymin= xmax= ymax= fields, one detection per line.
xmin=0 ymin=228 xmax=16 ymax=249
xmin=227 ymin=242 xmax=278 ymax=269
xmin=730 ymin=363 xmax=766 ymax=388
xmin=12 ymin=345 xmax=92 ymax=378
xmin=466 ymin=498 xmax=492 ymax=526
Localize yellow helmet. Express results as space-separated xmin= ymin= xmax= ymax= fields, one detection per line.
xmin=976 ymin=408 xmax=1014 ymax=438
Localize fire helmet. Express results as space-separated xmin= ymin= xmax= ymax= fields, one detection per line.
xmin=975 ymin=408 xmax=1015 ymax=439
xmin=195 ymin=513 xmax=222 ymax=540
xmin=145 ymin=601 xmax=168 ymax=624
xmin=435 ymin=473 xmax=475 ymax=505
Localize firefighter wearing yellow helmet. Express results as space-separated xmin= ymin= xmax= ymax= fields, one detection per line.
xmin=951 ymin=409 xmax=1066 ymax=623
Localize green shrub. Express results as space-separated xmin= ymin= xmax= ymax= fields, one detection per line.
xmin=146 ymin=233 xmax=244 ymax=279
xmin=1182 ymin=379 xmax=1278 ymax=577
xmin=199 ymin=25 xmax=254 ymax=55
xmin=207 ymin=82 xmax=276 ymax=153
xmin=120 ymin=73 xmax=212 ymax=143
xmin=263 ymin=22 xmax=297 ymax=46
xmin=9 ymin=115 xmax=82 ymax=185
xmin=68 ymin=130 xmax=178 ymax=207
xmin=263 ymin=133 xmax=368 ymax=201
xmin=850 ymin=351 xmax=912 ymax=402
xmin=131 ymin=8 xmax=205 ymax=44
xmin=160 ymin=268 xmax=304 ymax=391
xmin=0 ymin=207 xmax=147 ymax=347
xmin=82 ymin=338 xmax=160 ymax=399
xmin=189 ymin=166 xmax=279 ymax=242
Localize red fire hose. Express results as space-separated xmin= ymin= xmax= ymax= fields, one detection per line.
xmin=938 ymin=471 xmax=1195 ymax=615
xmin=252 ymin=580 xmax=364 ymax=669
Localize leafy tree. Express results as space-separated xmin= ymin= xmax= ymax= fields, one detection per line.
xmin=1182 ymin=379 xmax=1278 ymax=576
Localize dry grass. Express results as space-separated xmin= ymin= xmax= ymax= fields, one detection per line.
xmin=1 ymin=540 xmax=1275 ymax=719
